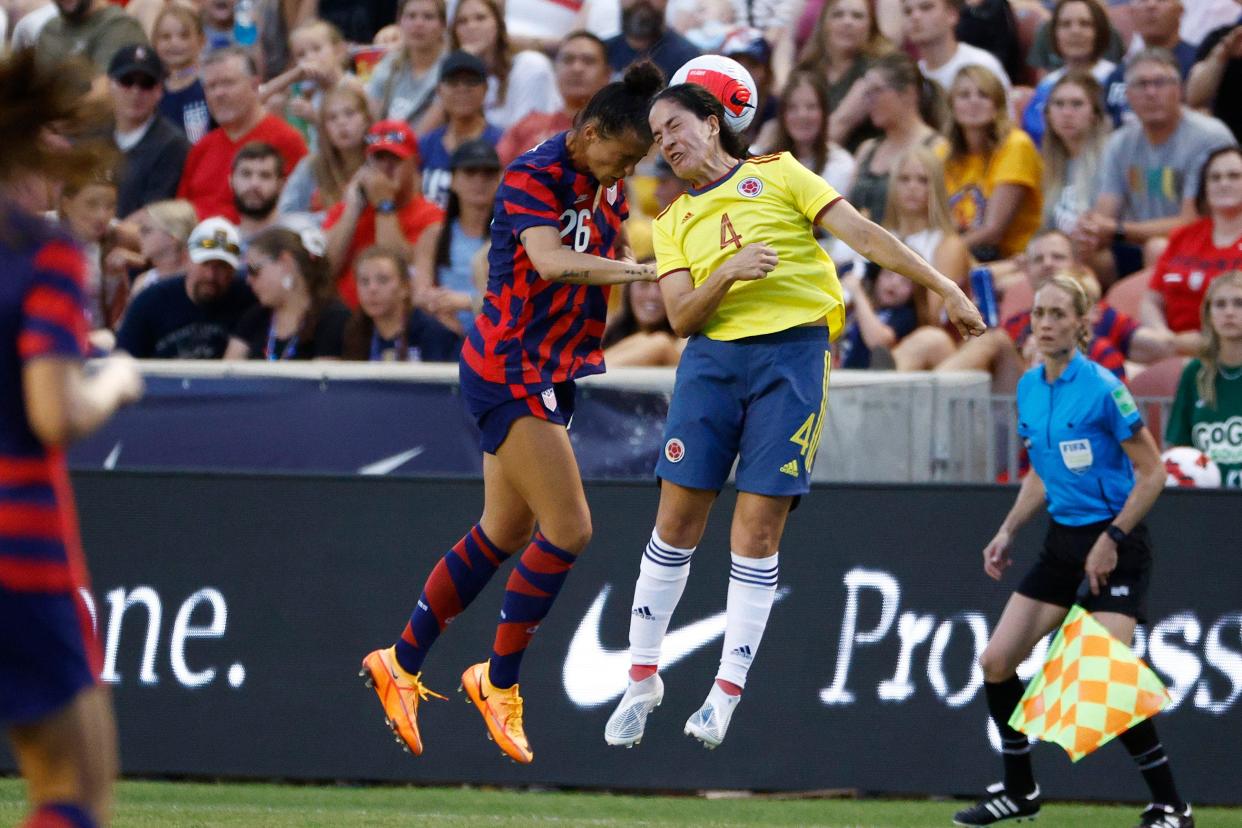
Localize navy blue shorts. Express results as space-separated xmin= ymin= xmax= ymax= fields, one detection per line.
xmin=0 ymin=585 xmax=97 ymax=725
xmin=459 ymin=361 xmax=576 ymax=455
xmin=656 ymin=326 xmax=831 ymax=496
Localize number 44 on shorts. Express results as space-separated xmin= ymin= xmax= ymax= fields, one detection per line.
xmin=785 ymin=412 xmax=820 ymax=476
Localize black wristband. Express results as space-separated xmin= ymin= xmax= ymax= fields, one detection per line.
xmin=1105 ymin=524 xmax=1128 ymax=545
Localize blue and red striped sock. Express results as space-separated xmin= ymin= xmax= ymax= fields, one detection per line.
xmin=394 ymin=524 xmax=513 ymax=676
xmin=488 ymin=533 xmax=577 ymax=689
xmin=23 ymin=803 xmax=96 ymax=828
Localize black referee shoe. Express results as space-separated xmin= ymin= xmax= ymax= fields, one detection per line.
xmin=1136 ymin=803 xmax=1194 ymax=828
xmin=953 ymin=782 xmax=1041 ymax=825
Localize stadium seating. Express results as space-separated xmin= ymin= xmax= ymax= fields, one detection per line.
xmin=1105 ymin=271 xmax=1149 ymax=320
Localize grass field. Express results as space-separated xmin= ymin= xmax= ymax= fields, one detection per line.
xmin=3 ymin=779 xmax=1242 ymax=827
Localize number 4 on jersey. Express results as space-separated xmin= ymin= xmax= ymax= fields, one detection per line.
xmin=720 ymin=213 xmax=743 ymax=250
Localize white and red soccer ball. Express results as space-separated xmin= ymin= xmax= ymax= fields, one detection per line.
xmin=670 ymin=55 xmax=758 ymax=134
xmin=1161 ymin=446 xmax=1221 ymax=488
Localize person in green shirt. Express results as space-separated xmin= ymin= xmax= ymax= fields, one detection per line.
xmin=1166 ymin=271 xmax=1242 ymax=489
xmin=35 ymin=0 xmax=148 ymax=96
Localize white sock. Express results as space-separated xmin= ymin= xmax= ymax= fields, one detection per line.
xmin=628 ymin=529 xmax=696 ymax=667
xmin=717 ymin=551 xmax=778 ymax=689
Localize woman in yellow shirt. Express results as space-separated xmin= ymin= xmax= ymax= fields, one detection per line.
xmin=941 ymin=65 xmax=1044 ymax=262
xmin=603 ymin=82 xmax=984 ymax=752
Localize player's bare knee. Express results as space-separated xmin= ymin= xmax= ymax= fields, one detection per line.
xmin=654 ymin=513 xmax=705 ymax=549
xmin=979 ymin=645 xmax=1018 ymax=683
xmin=543 ymin=516 xmax=592 ymax=555
xmin=731 ymin=524 xmax=781 ymax=558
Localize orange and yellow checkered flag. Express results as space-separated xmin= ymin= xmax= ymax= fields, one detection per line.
xmin=1009 ymin=605 xmax=1170 ymax=762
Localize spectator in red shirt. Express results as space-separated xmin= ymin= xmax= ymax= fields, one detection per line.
xmin=324 ymin=120 xmax=444 ymax=307
xmin=496 ymin=32 xmax=611 ymax=166
xmin=177 ymin=47 xmax=307 ymax=222
xmin=1143 ymin=145 xmax=1242 ymax=354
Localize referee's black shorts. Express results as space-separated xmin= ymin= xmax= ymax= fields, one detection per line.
xmin=1015 ymin=519 xmax=1153 ymax=623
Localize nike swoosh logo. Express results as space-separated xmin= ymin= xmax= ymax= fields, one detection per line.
xmin=358 ymin=447 xmax=425 ymax=475
xmin=561 ymin=584 xmax=789 ymax=707
xmin=104 ymin=441 xmax=123 ymax=470
xmin=729 ymin=91 xmax=751 ymax=108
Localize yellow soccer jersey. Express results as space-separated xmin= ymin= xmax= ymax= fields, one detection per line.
xmin=653 ymin=152 xmax=845 ymax=341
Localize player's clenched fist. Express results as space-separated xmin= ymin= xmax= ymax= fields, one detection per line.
xmin=724 ymin=243 xmax=778 ymax=282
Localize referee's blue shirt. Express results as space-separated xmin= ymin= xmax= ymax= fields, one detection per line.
xmin=1016 ymin=350 xmax=1144 ymax=526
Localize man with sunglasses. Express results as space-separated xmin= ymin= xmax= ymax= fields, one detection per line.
xmin=324 ymin=120 xmax=444 ymax=307
xmin=108 ymin=45 xmax=190 ymax=219
xmin=116 ymin=218 xmax=256 ymax=358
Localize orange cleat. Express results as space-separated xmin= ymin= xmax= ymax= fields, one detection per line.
xmin=460 ymin=661 xmax=534 ymax=764
xmin=360 ymin=646 xmax=446 ymax=756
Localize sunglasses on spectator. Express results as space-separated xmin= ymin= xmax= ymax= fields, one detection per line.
xmin=1128 ymin=76 xmax=1178 ymax=92
xmin=442 ymin=73 xmax=486 ymax=87
xmin=366 ymin=131 xmax=410 ymax=146
xmin=193 ymin=237 xmax=241 ymax=255
xmin=117 ymin=74 xmax=159 ymax=90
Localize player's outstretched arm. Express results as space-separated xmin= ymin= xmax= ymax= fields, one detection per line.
xmin=24 ymin=354 xmax=144 ymax=446
xmin=819 ymin=199 xmax=986 ymax=338
xmin=659 ymin=243 xmax=777 ymax=338
xmin=521 ymin=227 xmax=657 ymax=286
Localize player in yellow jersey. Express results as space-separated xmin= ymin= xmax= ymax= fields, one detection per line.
xmin=604 ymin=83 xmax=986 ymax=750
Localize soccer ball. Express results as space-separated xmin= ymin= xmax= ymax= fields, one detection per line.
xmin=1161 ymin=446 xmax=1221 ymax=488
xmin=669 ymin=55 xmax=758 ymax=134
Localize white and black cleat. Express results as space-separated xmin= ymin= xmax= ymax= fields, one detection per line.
xmin=953 ymin=782 xmax=1041 ymax=826
xmin=1137 ymin=803 xmax=1194 ymax=828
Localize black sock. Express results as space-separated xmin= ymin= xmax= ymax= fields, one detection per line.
xmin=1119 ymin=719 xmax=1185 ymax=811
xmin=984 ymin=677 xmax=1036 ymax=797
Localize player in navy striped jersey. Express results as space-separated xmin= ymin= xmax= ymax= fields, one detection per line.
xmin=361 ymin=61 xmax=663 ymax=765
xmin=0 ymin=49 xmax=144 ymax=828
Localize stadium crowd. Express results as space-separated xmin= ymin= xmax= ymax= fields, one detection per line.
xmin=2 ymin=0 xmax=1241 ymax=478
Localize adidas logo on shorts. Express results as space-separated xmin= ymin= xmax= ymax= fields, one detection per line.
xmin=730 ymin=644 xmax=753 ymax=659
xmin=632 ymin=606 xmax=654 ymax=620
xmin=779 ymin=460 xmax=799 ymax=477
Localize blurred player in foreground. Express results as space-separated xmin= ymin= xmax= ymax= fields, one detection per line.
xmin=361 ymin=62 xmax=664 ymax=765
xmin=953 ymin=275 xmax=1192 ymax=828
xmin=604 ymin=82 xmax=984 ymax=751
xmin=0 ymin=50 xmax=145 ymax=828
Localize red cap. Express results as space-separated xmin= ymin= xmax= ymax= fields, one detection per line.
xmin=365 ymin=120 xmax=418 ymax=161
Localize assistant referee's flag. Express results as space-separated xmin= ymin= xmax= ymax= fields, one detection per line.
xmin=1009 ymin=605 xmax=1171 ymax=762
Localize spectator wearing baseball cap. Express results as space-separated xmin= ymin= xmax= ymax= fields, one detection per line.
xmin=108 ymin=44 xmax=191 ymax=219
xmin=116 ymin=218 xmax=257 ymax=358
xmin=423 ymin=138 xmax=503 ymax=335
xmin=419 ymin=51 xmax=504 ymax=210
xmin=323 ymin=119 xmax=445 ymax=307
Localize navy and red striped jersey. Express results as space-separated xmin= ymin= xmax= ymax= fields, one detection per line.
xmin=1000 ymin=310 xmax=1127 ymax=381
xmin=1002 ymin=301 xmax=1138 ymax=361
xmin=0 ymin=201 xmax=90 ymax=595
xmin=462 ymin=132 xmax=628 ymax=393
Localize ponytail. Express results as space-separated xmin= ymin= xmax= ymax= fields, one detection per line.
xmin=576 ymin=60 xmax=665 ymax=142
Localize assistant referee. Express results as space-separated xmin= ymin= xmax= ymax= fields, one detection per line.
xmin=954 ymin=275 xmax=1194 ymax=828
